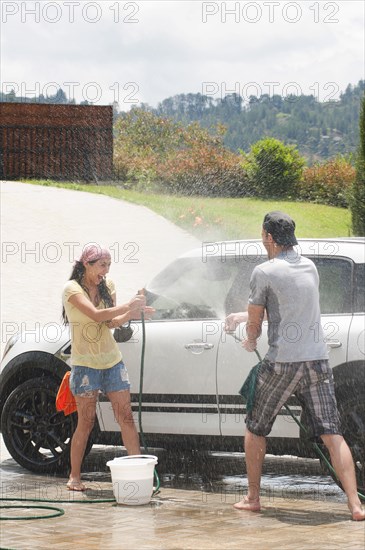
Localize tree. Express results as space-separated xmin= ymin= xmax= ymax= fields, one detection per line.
xmin=146 ymin=81 xmax=365 ymax=161
xmin=113 ymin=108 xmax=248 ymax=195
xmin=244 ymin=137 xmax=305 ymax=197
xmin=350 ymin=95 xmax=365 ymax=235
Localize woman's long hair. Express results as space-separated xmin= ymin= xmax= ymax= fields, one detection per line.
xmin=62 ymin=260 xmax=113 ymax=324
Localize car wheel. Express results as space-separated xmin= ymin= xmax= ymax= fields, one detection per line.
xmin=1 ymin=377 xmax=77 ymax=474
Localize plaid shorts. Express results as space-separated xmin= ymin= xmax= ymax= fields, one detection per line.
xmin=245 ymin=359 xmax=342 ymax=438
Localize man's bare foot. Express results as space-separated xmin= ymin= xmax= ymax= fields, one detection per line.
xmin=67 ymin=479 xmax=86 ymax=492
xmin=233 ymin=495 xmax=261 ymax=512
xmin=350 ymin=504 xmax=365 ymax=521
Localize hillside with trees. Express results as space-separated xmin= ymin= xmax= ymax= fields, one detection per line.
xmin=1 ymin=80 xmax=363 ymax=162
xmin=151 ymin=80 xmax=364 ymax=162
xmin=2 ymin=82 xmax=363 ymax=233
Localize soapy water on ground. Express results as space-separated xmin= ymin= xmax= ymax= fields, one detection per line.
xmin=79 ymin=446 xmax=345 ymax=504
xmin=0 ymin=434 xmax=345 ymax=507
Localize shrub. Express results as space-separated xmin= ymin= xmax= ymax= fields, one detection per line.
xmin=298 ymin=156 xmax=356 ymax=207
xmin=114 ymin=108 xmax=249 ymax=196
xmin=156 ymin=144 xmax=249 ymax=196
xmin=244 ymin=137 xmax=305 ymax=198
xmin=113 ymin=109 xmax=180 ymax=187
xmin=113 ymin=149 xmax=158 ymax=189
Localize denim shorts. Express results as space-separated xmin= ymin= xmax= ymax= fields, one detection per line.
xmin=70 ymin=361 xmax=130 ymax=396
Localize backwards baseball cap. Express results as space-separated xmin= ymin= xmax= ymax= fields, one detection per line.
xmin=262 ymin=211 xmax=298 ymax=246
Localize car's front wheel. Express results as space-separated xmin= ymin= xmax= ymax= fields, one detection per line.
xmin=1 ymin=377 xmax=77 ymax=474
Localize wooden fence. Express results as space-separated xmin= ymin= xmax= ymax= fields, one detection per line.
xmin=0 ymin=103 xmax=113 ymax=182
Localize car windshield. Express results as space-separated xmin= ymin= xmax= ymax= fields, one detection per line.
xmin=145 ymin=256 xmax=263 ymax=320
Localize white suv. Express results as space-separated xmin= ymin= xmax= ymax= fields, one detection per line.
xmin=1 ymin=239 xmax=364 ymax=494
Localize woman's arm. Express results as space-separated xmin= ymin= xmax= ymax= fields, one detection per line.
xmin=108 ymin=306 xmax=155 ymax=328
xmin=105 ymin=291 xmax=154 ymax=328
xmin=68 ymin=292 xmax=147 ymax=323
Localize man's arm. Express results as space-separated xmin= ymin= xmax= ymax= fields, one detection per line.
xmin=225 ymin=311 xmax=248 ymax=332
xmin=242 ymin=304 xmax=265 ymax=352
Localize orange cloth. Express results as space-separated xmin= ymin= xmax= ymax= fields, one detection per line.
xmin=56 ymin=372 xmax=77 ymax=415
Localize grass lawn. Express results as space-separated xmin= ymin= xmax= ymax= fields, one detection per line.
xmin=13 ymin=180 xmax=353 ymax=240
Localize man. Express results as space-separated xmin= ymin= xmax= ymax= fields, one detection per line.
xmin=225 ymin=211 xmax=365 ymax=521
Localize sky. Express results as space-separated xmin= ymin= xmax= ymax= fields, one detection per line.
xmin=1 ymin=0 xmax=364 ymax=109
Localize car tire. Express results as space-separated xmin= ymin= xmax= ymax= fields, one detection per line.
xmin=1 ymin=376 xmax=91 ymax=474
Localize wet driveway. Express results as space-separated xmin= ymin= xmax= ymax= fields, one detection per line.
xmin=1 ymin=439 xmax=364 ymax=549
xmin=1 ymin=182 xmax=364 ymax=548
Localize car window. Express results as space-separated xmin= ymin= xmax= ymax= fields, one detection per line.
xmin=146 ymin=254 xmax=354 ymax=320
xmin=223 ymin=257 xmax=264 ymax=315
xmin=227 ymin=255 xmax=353 ymax=315
xmin=146 ymin=256 xmax=260 ymax=320
xmin=354 ymin=264 xmax=365 ymax=313
xmin=311 ymin=257 xmax=353 ymax=314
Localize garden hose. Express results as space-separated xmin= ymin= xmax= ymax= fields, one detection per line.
xmin=0 ymin=308 xmax=159 ymax=521
xmin=138 ymin=310 xmax=161 ymax=495
xmin=0 ymin=504 xmax=65 ymax=521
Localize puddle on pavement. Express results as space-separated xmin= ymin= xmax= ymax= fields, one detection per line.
xmin=80 ymin=446 xmax=344 ymax=504
xmin=0 ymin=442 xmax=344 ymax=504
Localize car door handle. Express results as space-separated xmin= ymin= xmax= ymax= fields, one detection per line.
xmin=185 ymin=343 xmax=214 ymax=351
xmin=325 ymin=340 xmax=342 ymax=348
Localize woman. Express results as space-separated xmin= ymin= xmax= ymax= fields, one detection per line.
xmin=62 ymin=244 xmax=153 ymax=491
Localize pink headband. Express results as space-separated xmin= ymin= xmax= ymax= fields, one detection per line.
xmin=79 ymin=244 xmax=111 ymax=264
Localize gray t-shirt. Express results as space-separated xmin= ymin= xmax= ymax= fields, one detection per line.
xmin=249 ymin=250 xmax=328 ymax=362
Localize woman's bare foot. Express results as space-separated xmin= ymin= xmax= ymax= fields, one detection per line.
xmin=67 ymin=479 xmax=86 ymax=492
xmin=350 ymin=504 xmax=365 ymax=521
xmin=233 ymin=495 xmax=261 ymax=512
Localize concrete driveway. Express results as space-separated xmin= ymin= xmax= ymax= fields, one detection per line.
xmin=1 ymin=182 xmax=364 ymax=548
xmin=0 ymin=181 xmax=200 ymax=355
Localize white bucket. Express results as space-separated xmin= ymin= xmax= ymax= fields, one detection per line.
xmin=106 ymin=454 xmax=158 ymax=505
